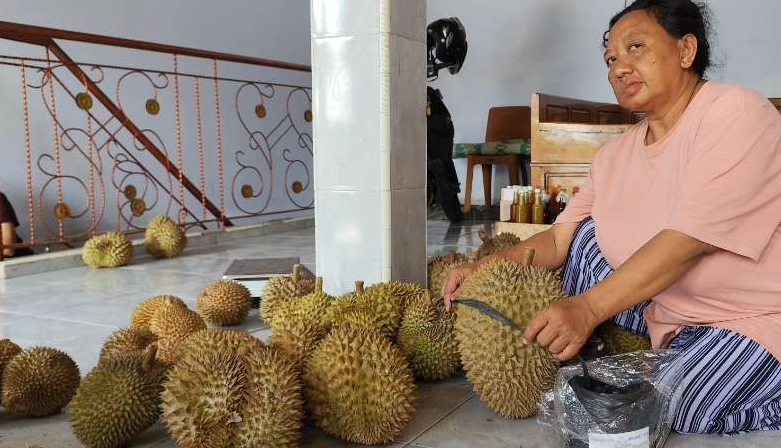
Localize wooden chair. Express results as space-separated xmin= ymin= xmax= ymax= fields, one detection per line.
xmin=770 ymin=98 xmax=781 ymax=114
xmin=463 ymin=106 xmax=531 ymax=213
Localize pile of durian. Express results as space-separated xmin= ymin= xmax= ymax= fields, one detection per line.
xmin=81 ymin=215 xmax=187 ymax=268
xmin=2 ymin=232 xmax=650 ymax=448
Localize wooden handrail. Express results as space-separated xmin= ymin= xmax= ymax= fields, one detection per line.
xmin=0 ymin=20 xmax=311 ymax=72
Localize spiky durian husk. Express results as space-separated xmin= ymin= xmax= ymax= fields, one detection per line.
xmin=177 ymin=329 xmax=265 ymax=360
xmin=70 ymin=348 xmax=167 ymax=448
xmin=595 ymin=322 xmax=652 ymax=355
xmin=325 ymin=284 xmax=401 ymax=339
xmin=427 ymin=252 xmax=469 ymax=298
xmin=472 ymin=230 xmax=521 ymax=261
xmin=0 ymin=339 xmax=22 ymax=397
xmin=366 ymin=281 xmax=426 ymax=314
xmin=148 ymin=301 xmax=206 ymax=365
xmin=145 ymin=215 xmax=186 ymax=258
xmin=259 ymin=266 xmax=315 ymax=324
xmin=161 ymin=343 xmax=301 ymax=448
xmin=196 ymin=279 xmax=252 ymax=326
xmin=268 ymin=288 xmax=333 ymax=367
xmin=303 ymin=325 xmax=417 ymax=445
xmin=82 ymin=232 xmax=133 ymax=268
xmin=130 ymin=295 xmax=187 ymax=330
xmin=233 ymin=347 xmax=303 ymax=448
xmin=397 ymin=294 xmax=460 ymax=381
xmin=455 ymin=258 xmax=564 ymax=418
xmin=98 ymin=327 xmax=158 ymax=366
xmin=1 ymin=347 xmax=80 ymax=417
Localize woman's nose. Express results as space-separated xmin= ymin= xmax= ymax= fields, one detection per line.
xmin=610 ymin=59 xmax=632 ymax=78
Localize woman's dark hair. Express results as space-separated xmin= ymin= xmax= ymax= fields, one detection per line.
xmin=603 ymin=0 xmax=713 ymax=77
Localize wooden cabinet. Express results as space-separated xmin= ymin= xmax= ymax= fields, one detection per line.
xmin=529 ymin=93 xmax=640 ymax=192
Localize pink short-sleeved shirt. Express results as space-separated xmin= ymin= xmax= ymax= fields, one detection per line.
xmin=556 ymin=82 xmax=781 ymax=360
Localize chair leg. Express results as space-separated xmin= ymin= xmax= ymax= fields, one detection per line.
xmin=481 ymin=163 xmax=492 ymax=209
xmin=463 ymin=158 xmax=475 ymax=213
xmin=507 ymin=155 xmax=520 ymax=186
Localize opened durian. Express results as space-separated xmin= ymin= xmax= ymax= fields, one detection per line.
xmin=70 ymin=345 xmax=167 ymax=448
xmin=269 ymin=277 xmax=332 ymax=366
xmin=472 ymin=230 xmax=521 ymax=260
xmin=161 ymin=340 xmax=302 ymax=448
xmin=303 ymin=324 xmax=417 ymax=444
xmin=595 ymin=322 xmax=652 ymax=355
xmin=397 ymin=293 xmax=460 ymax=381
xmin=130 ymin=294 xmax=187 ymax=330
xmin=98 ymin=327 xmax=158 ymax=366
xmin=145 ymin=215 xmax=186 ymax=258
xmin=82 ymin=232 xmax=133 ymax=268
xmin=325 ymin=280 xmax=401 ymax=339
xmin=0 ymin=339 xmax=22 ymax=397
xmin=427 ymin=251 xmax=469 ymax=298
xmin=455 ymin=249 xmax=564 ymax=418
xmin=259 ymin=263 xmax=315 ymax=324
xmin=1 ymin=346 xmax=80 ymax=417
xmin=196 ymin=279 xmax=252 ymax=326
xmin=366 ymin=281 xmax=426 ymax=313
xmin=149 ymin=299 xmax=206 ymax=364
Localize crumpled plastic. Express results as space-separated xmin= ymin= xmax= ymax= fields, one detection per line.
xmin=538 ymin=350 xmax=680 ymax=448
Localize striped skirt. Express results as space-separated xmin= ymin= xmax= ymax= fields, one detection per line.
xmin=561 ymin=216 xmax=781 ymax=435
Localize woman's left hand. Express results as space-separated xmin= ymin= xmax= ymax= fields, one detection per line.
xmin=522 ymin=295 xmax=600 ymax=362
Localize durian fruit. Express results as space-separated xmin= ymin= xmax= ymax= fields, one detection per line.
xmin=595 ymin=322 xmax=652 ymax=355
xmin=161 ymin=341 xmax=302 ymax=448
xmin=269 ymin=277 xmax=333 ymax=366
xmin=259 ymin=263 xmax=316 ymax=324
xmin=455 ymin=249 xmax=564 ymax=418
xmin=196 ymin=279 xmax=252 ymax=326
xmin=98 ymin=327 xmax=158 ymax=366
xmin=304 ymin=324 xmax=417 ymax=445
xmin=130 ymin=294 xmax=187 ymax=330
xmin=145 ymin=215 xmax=187 ymax=258
xmin=149 ymin=299 xmax=206 ymax=364
xmin=0 ymin=339 xmax=22 ymax=396
xmin=1 ymin=346 xmax=80 ymax=417
xmin=177 ymin=329 xmax=265 ymax=360
xmin=325 ymin=280 xmax=402 ymax=339
xmin=70 ymin=345 xmax=168 ymax=448
xmin=427 ymin=251 xmax=469 ymax=298
xmin=472 ymin=230 xmax=521 ymax=260
xmin=365 ymin=281 xmax=427 ymax=314
xmin=82 ymin=231 xmax=133 ymax=268
xmin=397 ymin=293 xmax=460 ymax=381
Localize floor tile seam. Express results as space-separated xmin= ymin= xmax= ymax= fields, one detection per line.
xmin=18 ymin=313 xmax=120 ymax=330
xmin=399 ymin=393 xmax=475 ymax=448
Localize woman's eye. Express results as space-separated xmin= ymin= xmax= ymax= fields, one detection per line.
xmin=629 ymin=43 xmax=643 ymax=51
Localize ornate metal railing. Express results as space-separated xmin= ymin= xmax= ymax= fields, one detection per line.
xmin=0 ymin=21 xmax=313 ymax=260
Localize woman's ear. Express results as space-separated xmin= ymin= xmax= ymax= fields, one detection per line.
xmin=679 ymin=34 xmax=698 ymax=69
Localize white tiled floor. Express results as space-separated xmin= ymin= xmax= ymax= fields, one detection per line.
xmin=0 ymin=219 xmax=778 ymax=448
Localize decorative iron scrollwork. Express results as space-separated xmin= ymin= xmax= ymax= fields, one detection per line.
xmin=291 ymin=180 xmax=303 ymax=194
xmin=76 ymin=92 xmax=93 ymax=110
xmin=53 ymin=202 xmax=71 ymax=219
xmin=304 ymin=109 xmax=313 ymax=122
xmin=130 ymin=198 xmax=146 ymax=216
xmin=255 ymin=104 xmax=266 ymax=118
xmin=145 ymin=98 xmax=160 ymax=115
xmin=241 ymin=184 xmax=254 ymax=198
xmin=123 ymin=184 xmax=137 ymax=200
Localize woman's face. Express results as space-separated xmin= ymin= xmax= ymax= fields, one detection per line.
xmin=604 ymin=10 xmax=695 ymax=112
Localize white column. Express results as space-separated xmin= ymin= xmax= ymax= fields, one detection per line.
xmin=311 ymin=0 xmax=427 ymax=294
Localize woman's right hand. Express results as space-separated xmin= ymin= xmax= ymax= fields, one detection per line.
xmin=441 ymin=262 xmax=479 ymax=311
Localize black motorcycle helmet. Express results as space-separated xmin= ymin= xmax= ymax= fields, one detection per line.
xmin=427 ymin=17 xmax=467 ymax=78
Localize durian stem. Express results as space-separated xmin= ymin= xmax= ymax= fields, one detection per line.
xmin=315 ymin=276 xmax=323 ymax=292
xmin=142 ymin=343 xmax=158 ymax=373
xmin=354 ymin=280 xmax=364 ymax=294
xmin=522 ymin=247 xmax=535 ymax=267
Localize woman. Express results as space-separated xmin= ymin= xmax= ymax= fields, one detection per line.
xmin=442 ymin=0 xmax=781 ymax=435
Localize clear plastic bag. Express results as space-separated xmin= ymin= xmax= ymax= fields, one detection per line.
xmin=537 ymin=350 xmax=679 ymax=448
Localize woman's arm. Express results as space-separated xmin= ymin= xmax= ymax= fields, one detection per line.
xmin=441 ymin=221 xmax=579 ymax=309
xmin=523 ymin=228 xmax=717 ymax=361
xmin=2 ymin=222 xmax=16 ymax=257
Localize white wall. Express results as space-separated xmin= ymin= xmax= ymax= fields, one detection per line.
xmin=427 ymin=0 xmax=781 ymax=205
xmin=0 ymin=0 xmax=312 ymax=245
